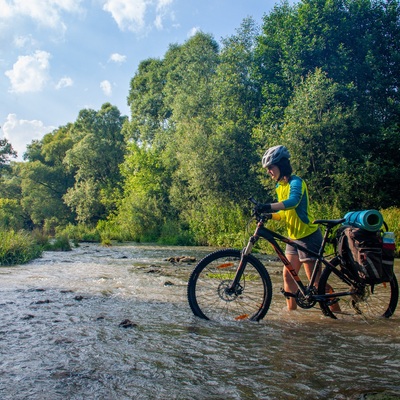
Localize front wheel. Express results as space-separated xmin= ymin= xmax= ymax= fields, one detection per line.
xmin=187 ymin=249 xmax=273 ymax=321
xmin=318 ymin=266 xmax=399 ymax=319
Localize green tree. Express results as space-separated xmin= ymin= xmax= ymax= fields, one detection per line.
xmin=64 ymin=103 xmax=127 ymax=223
xmin=255 ymin=0 xmax=400 ymax=210
xmin=280 ymin=69 xmax=358 ymax=205
xmin=20 ymin=125 xmax=75 ymax=228
xmin=0 ymin=138 xmax=17 ymax=171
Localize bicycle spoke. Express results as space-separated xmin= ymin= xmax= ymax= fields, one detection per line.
xmin=187 ymin=249 xmax=272 ymax=321
xmin=319 ymin=267 xmax=399 ymax=319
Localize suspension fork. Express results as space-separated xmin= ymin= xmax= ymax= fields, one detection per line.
xmin=227 ymin=234 xmax=259 ymax=292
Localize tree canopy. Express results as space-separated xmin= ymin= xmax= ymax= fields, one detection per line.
xmin=1 ymin=0 xmax=399 ymax=245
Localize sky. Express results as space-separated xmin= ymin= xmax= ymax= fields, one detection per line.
xmin=0 ymin=0 xmax=277 ymax=160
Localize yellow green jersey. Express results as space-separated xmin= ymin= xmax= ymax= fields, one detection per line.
xmin=271 ymin=175 xmax=318 ymax=239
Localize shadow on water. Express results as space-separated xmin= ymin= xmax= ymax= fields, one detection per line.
xmin=0 ymin=243 xmax=399 ymax=399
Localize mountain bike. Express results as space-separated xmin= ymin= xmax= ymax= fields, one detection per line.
xmin=187 ymin=198 xmax=399 ymax=321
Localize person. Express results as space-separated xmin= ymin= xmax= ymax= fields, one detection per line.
xmin=258 ymin=145 xmax=323 ymax=311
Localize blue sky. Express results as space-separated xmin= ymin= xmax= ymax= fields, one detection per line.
xmin=0 ymin=0 xmax=276 ymax=160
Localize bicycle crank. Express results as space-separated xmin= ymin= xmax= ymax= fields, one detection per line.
xmin=294 ymin=289 xmax=317 ymax=309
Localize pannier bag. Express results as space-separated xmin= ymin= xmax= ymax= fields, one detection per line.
xmin=337 ymin=227 xmax=395 ymax=284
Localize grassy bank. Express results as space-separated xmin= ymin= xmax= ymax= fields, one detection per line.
xmin=0 ymin=230 xmax=72 ymax=266
xmin=0 ymin=230 xmax=43 ymax=266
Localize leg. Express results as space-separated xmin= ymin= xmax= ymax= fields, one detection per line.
xmin=284 ymin=253 xmax=302 ymax=310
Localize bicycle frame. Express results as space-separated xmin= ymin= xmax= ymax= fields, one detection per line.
xmin=229 ymin=216 xmax=357 ymax=304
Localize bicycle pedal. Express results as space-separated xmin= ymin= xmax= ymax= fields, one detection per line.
xmin=280 ymin=288 xmax=295 ymax=299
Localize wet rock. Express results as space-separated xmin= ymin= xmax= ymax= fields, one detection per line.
xmin=357 ymin=392 xmax=400 ymax=400
xmin=33 ymin=299 xmax=51 ymax=305
xmin=119 ymin=319 xmax=137 ymax=328
xmin=74 ymin=295 xmax=84 ymax=301
xmin=146 ymin=266 xmax=161 ymax=273
xmin=21 ymin=314 xmax=35 ymax=320
xmin=165 ymin=256 xmax=196 ymax=263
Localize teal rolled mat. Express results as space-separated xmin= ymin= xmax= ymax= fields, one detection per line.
xmin=343 ymin=210 xmax=383 ymax=232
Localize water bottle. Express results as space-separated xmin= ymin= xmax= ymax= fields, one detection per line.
xmin=382 ymin=232 xmax=396 ymax=251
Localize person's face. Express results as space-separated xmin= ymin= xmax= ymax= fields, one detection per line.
xmin=267 ymin=164 xmax=280 ymax=181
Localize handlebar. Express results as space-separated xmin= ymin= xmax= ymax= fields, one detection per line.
xmin=248 ymin=197 xmax=275 ymax=222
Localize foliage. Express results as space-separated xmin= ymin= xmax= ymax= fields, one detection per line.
xmin=20 ymin=125 xmax=76 ymax=227
xmin=58 ymin=223 xmax=101 ymax=243
xmin=0 ymin=199 xmax=25 ymax=230
xmin=43 ymin=235 xmax=72 ymax=251
xmin=0 ymin=230 xmax=42 ymax=266
xmin=2 ymin=1 xmax=400 ymax=249
xmin=185 ymin=197 xmax=249 ymax=247
xmin=0 ymin=138 xmax=17 ymax=170
xmin=63 ymin=103 xmax=127 ymax=223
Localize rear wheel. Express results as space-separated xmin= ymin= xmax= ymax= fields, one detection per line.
xmin=187 ymin=249 xmax=272 ymax=321
xmin=318 ymin=266 xmax=399 ymax=319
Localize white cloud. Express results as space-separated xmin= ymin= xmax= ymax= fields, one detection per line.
xmin=56 ymin=76 xmax=73 ymax=89
xmin=109 ymin=53 xmax=127 ymax=63
xmin=103 ymin=0 xmax=147 ymax=32
xmin=103 ymin=0 xmax=174 ymax=33
xmin=188 ymin=26 xmax=200 ymax=37
xmin=154 ymin=14 xmax=163 ymax=30
xmin=0 ymin=0 xmax=83 ymax=32
xmin=155 ymin=0 xmax=173 ymax=30
xmin=100 ymin=80 xmax=112 ymax=96
xmin=13 ymin=34 xmax=38 ymax=49
xmin=5 ymin=50 xmax=51 ymax=93
xmin=2 ymin=114 xmax=56 ymax=160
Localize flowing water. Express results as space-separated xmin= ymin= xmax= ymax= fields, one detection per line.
xmin=0 ymin=243 xmax=399 ymax=400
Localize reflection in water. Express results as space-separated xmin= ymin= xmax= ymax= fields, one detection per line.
xmin=0 ymin=243 xmax=399 ymax=399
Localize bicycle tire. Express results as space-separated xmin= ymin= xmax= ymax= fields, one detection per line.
xmin=187 ymin=249 xmax=273 ymax=321
xmin=318 ymin=265 xmax=399 ymax=319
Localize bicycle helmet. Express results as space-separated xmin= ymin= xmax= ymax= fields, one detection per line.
xmin=262 ymin=145 xmax=290 ymax=168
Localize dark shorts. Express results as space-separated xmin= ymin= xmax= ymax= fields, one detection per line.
xmin=285 ymin=229 xmax=323 ymax=262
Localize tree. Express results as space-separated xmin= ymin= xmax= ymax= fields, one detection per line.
xmin=64 ymin=103 xmax=127 ymax=223
xmin=255 ymin=0 xmax=400 ymax=209
xmin=20 ymin=125 xmax=75 ymax=228
xmin=280 ymin=68 xmax=358 ymax=205
xmin=0 ymin=138 xmax=17 ymax=170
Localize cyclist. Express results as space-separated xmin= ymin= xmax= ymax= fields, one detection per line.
xmin=258 ymin=145 xmax=323 ymax=311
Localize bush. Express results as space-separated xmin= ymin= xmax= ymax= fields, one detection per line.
xmin=58 ymin=223 xmax=101 ymax=242
xmin=43 ymin=235 xmax=72 ymax=251
xmin=0 ymin=199 xmax=25 ymax=230
xmin=158 ymin=220 xmax=195 ymax=245
xmin=0 ymin=230 xmax=42 ymax=266
xmin=186 ymin=198 xmax=248 ymax=247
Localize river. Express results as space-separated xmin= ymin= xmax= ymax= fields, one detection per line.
xmin=0 ymin=243 xmax=399 ymax=399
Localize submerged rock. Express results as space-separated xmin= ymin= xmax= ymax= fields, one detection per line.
xmin=119 ymin=319 xmax=137 ymax=328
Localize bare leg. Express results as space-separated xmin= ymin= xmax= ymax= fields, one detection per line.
xmin=284 ymin=253 xmax=302 ymax=310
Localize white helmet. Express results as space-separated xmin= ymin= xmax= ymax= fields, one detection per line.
xmin=262 ymin=145 xmax=290 ymax=168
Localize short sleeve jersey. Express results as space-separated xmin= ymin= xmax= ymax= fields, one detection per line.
xmin=274 ymin=175 xmax=318 ymax=240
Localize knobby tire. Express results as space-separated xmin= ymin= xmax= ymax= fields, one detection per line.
xmin=187 ymin=249 xmax=273 ymax=321
xmin=318 ymin=265 xmax=399 ymax=319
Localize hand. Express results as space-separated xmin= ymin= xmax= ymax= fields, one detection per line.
xmin=255 ymin=203 xmax=272 ymax=213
